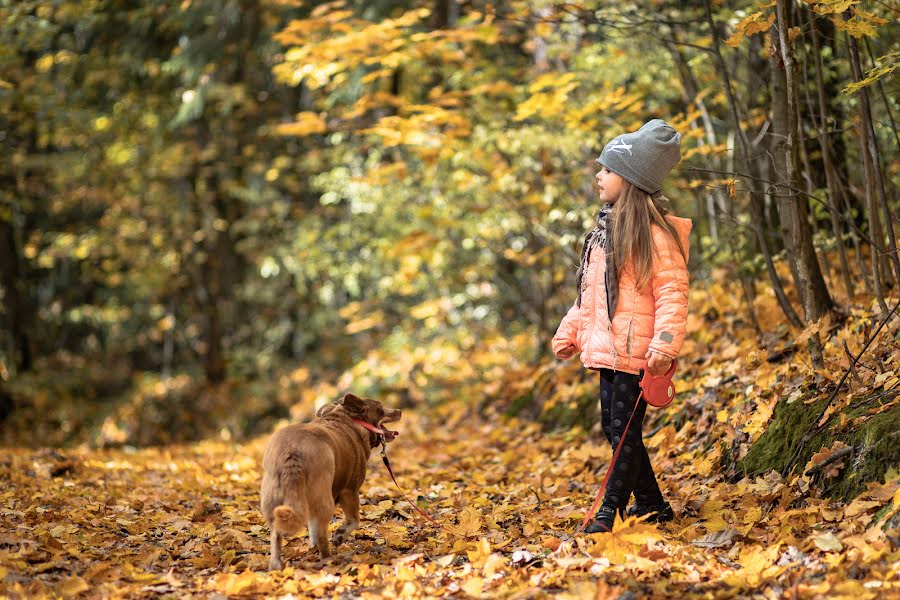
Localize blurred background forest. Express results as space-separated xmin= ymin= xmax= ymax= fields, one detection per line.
xmin=1 ymin=0 xmax=898 ymax=465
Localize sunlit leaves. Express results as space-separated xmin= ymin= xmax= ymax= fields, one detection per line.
xmin=515 ymin=72 xmax=580 ymax=121
xmin=363 ymin=104 xmax=471 ymax=151
xmin=273 ymin=111 xmax=327 ymax=136
xmin=724 ymin=11 xmax=775 ymax=47
xmin=808 ymin=0 xmax=859 ymax=15
xmin=845 ymin=48 xmax=900 ymax=92
xmin=833 ymin=7 xmax=888 ymax=38
xmin=273 ymin=7 xmax=432 ymax=89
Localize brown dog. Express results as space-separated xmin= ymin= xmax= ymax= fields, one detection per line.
xmin=260 ymin=393 xmax=401 ymax=570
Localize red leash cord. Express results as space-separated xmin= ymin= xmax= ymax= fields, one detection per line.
xmin=352 ymin=418 xmax=461 ymax=535
xmin=576 ymin=390 xmax=644 ymax=534
xmin=379 ymin=444 xmax=462 ymax=535
xmin=576 ymin=361 xmax=677 ymax=533
xmin=350 ymin=375 xmax=661 ymax=538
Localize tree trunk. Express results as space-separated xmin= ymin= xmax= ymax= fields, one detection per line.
xmin=847 ymin=27 xmax=900 ymax=295
xmin=845 ymin=30 xmax=890 ymax=313
xmin=774 ymin=0 xmax=833 ymax=366
xmin=664 ymin=31 xmax=729 ymax=240
xmin=0 ymin=212 xmax=32 ymax=373
xmin=704 ymin=0 xmax=803 ymax=329
xmin=192 ymin=167 xmax=228 ymax=385
xmin=808 ymin=11 xmax=854 ymax=299
xmin=432 ymin=0 xmax=459 ymax=29
xmin=770 ymin=31 xmax=802 ymax=290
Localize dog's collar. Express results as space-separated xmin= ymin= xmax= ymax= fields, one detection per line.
xmin=351 ymin=418 xmax=398 ymax=448
xmin=351 ymin=418 xmax=389 ymax=435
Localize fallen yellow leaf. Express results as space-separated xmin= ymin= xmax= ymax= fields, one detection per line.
xmin=813 ymin=532 xmax=843 ymax=552
xmin=57 ymin=576 xmax=89 ymax=598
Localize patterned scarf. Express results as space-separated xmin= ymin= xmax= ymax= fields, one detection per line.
xmin=574 ymin=196 xmax=673 ymax=317
xmin=575 ymin=203 xmax=618 ymax=319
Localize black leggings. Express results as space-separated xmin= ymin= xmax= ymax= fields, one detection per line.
xmin=598 ymin=368 xmax=664 ymax=511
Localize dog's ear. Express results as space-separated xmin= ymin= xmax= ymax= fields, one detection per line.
xmin=316 ymin=403 xmax=337 ymax=418
xmin=338 ymin=393 xmax=366 ymax=414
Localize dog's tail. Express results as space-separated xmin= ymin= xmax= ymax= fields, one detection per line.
xmin=271 ymin=454 xmax=307 ymax=535
xmin=273 ymin=504 xmax=304 ymax=534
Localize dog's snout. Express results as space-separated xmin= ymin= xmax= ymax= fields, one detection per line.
xmin=382 ymin=408 xmax=401 ymax=423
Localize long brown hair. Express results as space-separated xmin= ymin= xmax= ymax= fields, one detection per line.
xmin=609 ymin=181 xmax=687 ymax=289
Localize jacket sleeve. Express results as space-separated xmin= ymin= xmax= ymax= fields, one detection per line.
xmin=551 ymin=301 xmax=580 ymax=358
xmin=648 ymin=231 xmax=689 ymax=358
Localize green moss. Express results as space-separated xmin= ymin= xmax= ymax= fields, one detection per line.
xmin=506 ymin=390 xmax=535 ymax=418
xmin=741 ymin=392 xmax=827 ymax=476
xmin=826 ymin=407 xmax=900 ymax=500
xmin=538 ymin=391 xmax=598 ymax=431
xmin=741 ymin=389 xmax=900 ymax=501
xmin=502 ymin=381 xmax=598 ymax=431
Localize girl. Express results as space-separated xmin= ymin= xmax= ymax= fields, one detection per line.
xmin=552 ymin=119 xmax=691 ymax=533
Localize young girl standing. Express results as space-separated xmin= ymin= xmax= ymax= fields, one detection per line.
xmin=552 ymin=119 xmax=691 ymax=533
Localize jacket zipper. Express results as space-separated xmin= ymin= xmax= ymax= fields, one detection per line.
xmin=625 ymin=318 xmax=634 ymax=355
xmin=604 ymin=267 xmax=619 ymax=371
xmin=586 ymin=247 xmax=596 ymax=360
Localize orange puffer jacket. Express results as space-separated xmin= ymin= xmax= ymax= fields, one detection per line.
xmin=552 ymin=215 xmax=692 ymax=375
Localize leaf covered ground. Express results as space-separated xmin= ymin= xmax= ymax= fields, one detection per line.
xmin=2 ymin=394 xmax=899 ymax=599
xmin=3 ymin=270 xmax=900 ymax=598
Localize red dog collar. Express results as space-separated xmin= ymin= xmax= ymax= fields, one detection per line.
xmin=351 ymin=418 xmax=399 ymax=439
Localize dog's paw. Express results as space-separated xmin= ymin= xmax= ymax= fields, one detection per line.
xmin=312 ymin=555 xmax=336 ymax=568
xmin=268 ymin=557 xmax=284 ymax=571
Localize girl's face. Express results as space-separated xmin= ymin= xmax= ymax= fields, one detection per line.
xmin=595 ymin=166 xmax=624 ymax=204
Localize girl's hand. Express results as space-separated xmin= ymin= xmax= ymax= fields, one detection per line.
xmin=556 ymin=345 xmax=577 ymax=360
xmin=645 ymin=350 xmax=672 ymax=376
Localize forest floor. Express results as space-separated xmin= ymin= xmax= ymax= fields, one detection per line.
xmin=2 ymin=273 xmax=900 ymax=598
xmin=1 ymin=398 xmax=898 ymax=599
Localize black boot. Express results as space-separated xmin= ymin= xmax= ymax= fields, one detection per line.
xmin=583 ymin=505 xmax=618 ymax=533
xmin=626 ymin=501 xmax=674 ymax=523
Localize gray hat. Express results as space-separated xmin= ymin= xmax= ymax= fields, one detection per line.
xmin=595 ymin=119 xmax=682 ymax=195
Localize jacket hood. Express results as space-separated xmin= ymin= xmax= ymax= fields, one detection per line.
xmin=665 ymin=215 xmax=692 ymax=263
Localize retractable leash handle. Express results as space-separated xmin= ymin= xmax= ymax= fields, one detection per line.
xmin=576 ymin=359 xmax=677 ymax=534
xmin=640 ymin=358 xmax=677 ymax=408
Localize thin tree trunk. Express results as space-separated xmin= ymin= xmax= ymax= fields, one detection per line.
xmin=864 ymin=37 xmax=900 ymax=154
xmin=531 ymin=6 xmax=551 ymax=72
xmin=775 ymin=2 xmax=834 ymax=321
xmin=835 ymin=160 xmax=873 ymax=295
xmin=808 ymin=11 xmax=853 ymax=299
xmin=821 ymin=18 xmax=864 ymax=232
xmin=704 ymin=0 xmax=803 ymax=329
xmin=0 ymin=212 xmax=32 ymax=373
xmin=775 ymin=0 xmax=832 ymax=367
xmin=859 ymin=132 xmax=888 ymax=311
xmin=192 ymin=167 xmax=227 ymax=385
xmin=847 ymin=27 xmax=900 ymax=293
xmin=846 ymin=30 xmax=889 ymax=313
xmin=664 ymin=32 xmax=729 ymax=239
xmin=770 ymin=28 xmax=802 ymax=290
xmin=432 ymin=0 xmax=459 ymax=28
xmin=796 ymin=113 xmax=816 ymax=198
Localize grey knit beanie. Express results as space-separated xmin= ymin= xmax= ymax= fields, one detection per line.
xmin=595 ymin=119 xmax=682 ymax=195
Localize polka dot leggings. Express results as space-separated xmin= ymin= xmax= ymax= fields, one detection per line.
xmin=598 ymin=368 xmax=664 ymax=512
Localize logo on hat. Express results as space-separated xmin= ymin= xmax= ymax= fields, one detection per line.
xmin=607 ymin=138 xmax=633 ymax=155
